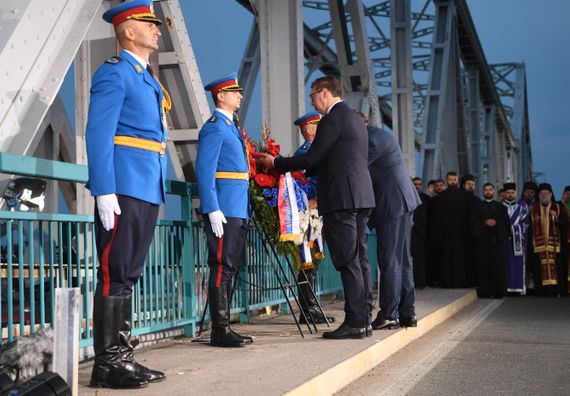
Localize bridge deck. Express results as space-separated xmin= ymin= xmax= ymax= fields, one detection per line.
xmin=77 ymin=288 xmax=476 ymax=395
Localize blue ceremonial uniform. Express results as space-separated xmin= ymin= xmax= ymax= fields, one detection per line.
xmin=88 ymin=1 xmax=169 ymax=388
xmin=195 ymin=111 xmax=249 ymax=219
xmin=86 ymin=49 xmax=168 ymax=205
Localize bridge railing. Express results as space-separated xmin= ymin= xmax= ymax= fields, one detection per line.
xmin=0 ymin=153 xmax=374 ymax=350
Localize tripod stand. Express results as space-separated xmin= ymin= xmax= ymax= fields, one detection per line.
xmin=195 ymin=214 xmax=331 ymax=338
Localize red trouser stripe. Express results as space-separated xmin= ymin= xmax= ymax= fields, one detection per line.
xmin=215 ymin=236 xmax=224 ymax=288
xmin=101 ymin=213 xmax=119 ymax=296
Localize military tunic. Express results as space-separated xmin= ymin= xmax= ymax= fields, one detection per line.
xmin=195 ymin=110 xmax=249 ymax=288
xmin=85 ymin=50 xmax=167 ymax=296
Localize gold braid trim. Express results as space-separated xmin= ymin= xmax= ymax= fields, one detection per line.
xmin=156 ymin=79 xmax=172 ymax=114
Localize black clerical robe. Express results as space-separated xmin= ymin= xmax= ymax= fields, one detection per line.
xmin=472 ymin=199 xmax=510 ymax=297
xmin=465 ymin=192 xmax=481 ymax=286
xmin=412 ymin=192 xmax=430 ymax=288
xmin=430 ymin=187 xmax=471 ymax=288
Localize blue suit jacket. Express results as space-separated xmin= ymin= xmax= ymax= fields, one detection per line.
xmin=85 ymin=50 xmax=167 ymax=205
xmin=195 ymin=111 xmax=249 ymax=219
xmin=367 ymin=126 xmax=421 ymax=223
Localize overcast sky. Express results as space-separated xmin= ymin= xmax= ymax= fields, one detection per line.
xmin=182 ymin=1 xmax=569 ymax=195
xmin=467 ymin=0 xmax=570 ymax=196
xmin=95 ymin=1 xmax=562 ymax=198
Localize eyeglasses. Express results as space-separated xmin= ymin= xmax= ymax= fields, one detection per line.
xmin=309 ymin=89 xmax=323 ymax=100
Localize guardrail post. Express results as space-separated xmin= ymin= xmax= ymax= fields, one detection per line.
xmin=180 ymin=182 xmax=195 ymax=336
xmin=53 ymin=287 xmax=80 ymax=395
xmin=239 ymin=254 xmax=249 ymax=323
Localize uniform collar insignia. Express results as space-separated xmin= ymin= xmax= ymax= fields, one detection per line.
xmin=134 ymin=64 xmax=143 ymax=73
xmin=225 ymin=119 xmax=231 ymax=126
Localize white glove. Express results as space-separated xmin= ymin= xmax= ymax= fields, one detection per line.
xmin=208 ymin=210 xmax=227 ymax=238
xmin=96 ymin=194 xmax=121 ymax=231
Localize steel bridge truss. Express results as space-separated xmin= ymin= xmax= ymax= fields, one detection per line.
xmin=0 ymin=0 xmax=533 ymax=214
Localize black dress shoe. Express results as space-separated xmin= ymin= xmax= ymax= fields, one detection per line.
xmin=371 ymin=317 xmax=399 ymax=330
xmin=366 ymin=324 xmax=373 ymax=337
xmin=322 ymin=323 xmax=365 ymax=339
xmin=229 ymin=328 xmax=254 ymax=344
xmin=211 ymin=327 xmax=246 ymax=348
xmin=131 ymin=361 xmax=166 ymax=383
xmin=399 ymin=315 xmax=417 ymax=328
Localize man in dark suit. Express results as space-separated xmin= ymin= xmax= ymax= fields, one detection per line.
xmin=258 ymin=76 xmax=375 ymax=339
xmin=364 ymin=121 xmax=421 ymax=330
xmin=411 ymin=177 xmax=430 ymax=289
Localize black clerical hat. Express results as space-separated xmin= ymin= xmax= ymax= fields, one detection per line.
xmin=537 ymin=183 xmax=552 ymax=193
xmin=523 ymin=181 xmax=537 ymax=191
xmin=564 ymin=185 xmax=570 ymax=193
xmin=503 ymin=182 xmax=516 ymax=191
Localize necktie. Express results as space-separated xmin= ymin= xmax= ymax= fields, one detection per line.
xmin=146 ymin=64 xmax=154 ymax=77
xmin=233 ymin=113 xmax=240 ymax=129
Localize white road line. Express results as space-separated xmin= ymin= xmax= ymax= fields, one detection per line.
xmin=379 ymin=299 xmax=503 ymax=396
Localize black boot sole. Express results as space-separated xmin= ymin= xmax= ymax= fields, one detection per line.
xmin=322 ymin=333 xmax=365 ymax=340
xmin=89 ymin=380 xmax=148 ymax=389
xmin=210 ymin=342 xmax=246 ymax=348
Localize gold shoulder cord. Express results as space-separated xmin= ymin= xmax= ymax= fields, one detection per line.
xmin=157 ymin=79 xmax=172 ymax=114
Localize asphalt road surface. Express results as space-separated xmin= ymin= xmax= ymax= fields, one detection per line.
xmin=338 ymin=295 xmax=570 ymax=395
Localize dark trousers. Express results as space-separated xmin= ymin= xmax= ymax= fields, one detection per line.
xmin=323 ymin=208 xmax=372 ymax=328
xmin=204 ymin=217 xmax=248 ymax=289
xmin=376 ymin=212 xmax=415 ymax=319
xmin=95 ymin=195 xmax=159 ymax=297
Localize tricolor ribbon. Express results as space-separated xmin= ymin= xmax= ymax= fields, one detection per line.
xmin=278 ymin=172 xmax=303 ymax=243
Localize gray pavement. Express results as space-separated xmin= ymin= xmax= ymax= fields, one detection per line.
xmin=78 ymin=288 xmax=472 ymax=395
xmin=339 ymin=296 xmax=570 ymax=396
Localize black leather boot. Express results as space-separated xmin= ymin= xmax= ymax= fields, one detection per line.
xmin=227 ymin=288 xmax=253 ymax=344
xmin=118 ymin=296 xmax=166 ymax=383
xmin=298 ymin=270 xmax=335 ymax=325
xmin=90 ymin=295 xmax=148 ymax=389
xmin=209 ymin=287 xmax=246 ymax=348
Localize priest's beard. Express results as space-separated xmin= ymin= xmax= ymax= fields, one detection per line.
xmin=540 ymin=198 xmax=551 ymax=207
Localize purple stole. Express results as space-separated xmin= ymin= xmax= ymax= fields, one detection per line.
xmin=506 ymin=202 xmax=529 ymax=256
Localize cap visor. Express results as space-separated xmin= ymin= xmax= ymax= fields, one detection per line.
xmin=130 ymin=15 xmax=163 ymax=25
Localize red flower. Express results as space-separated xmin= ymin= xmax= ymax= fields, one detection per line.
xmin=291 ymin=171 xmax=309 ymax=185
xmin=254 ymin=173 xmax=278 ymax=187
xmin=266 ymin=138 xmax=280 ymax=157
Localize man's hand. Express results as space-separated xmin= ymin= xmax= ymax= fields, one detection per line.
xmin=96 ymin=194 xmax=121 ymax=231
xmin=308 ymin=199 xmax=318 ymax=210
xmin=484 ymin=219 xmax=497 ymax=227
xmin=209 ymin=210 xmax=227 ymax=238
xmin=256 ymin=154 xmax=275 ymax=170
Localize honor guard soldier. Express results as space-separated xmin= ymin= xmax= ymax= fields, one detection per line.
xmin=195 ymin=73 xmax=252 ymax=348
xmin=85 ymin=0 xmax=170 ymax=389
xmin=293 ymin=112 xmax=335 ymax=324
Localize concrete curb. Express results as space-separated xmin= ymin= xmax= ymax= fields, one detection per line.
xmin=284 ymin=290 xmax=478 ymax=396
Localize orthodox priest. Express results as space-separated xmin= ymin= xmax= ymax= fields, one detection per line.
xmin=472 ymin=183 xmax=510 ymax=298
xmin=502 ymin=183 xmax=530 ymax=295
xmin=559 ymin=186 xmax=570 ymax=294
xmin=411 ymin=177 xmax=430 ymax=288
xmin=521 ymin=181 xmax=539 ymax=292
xmin=530 ymin=183 xmax=568 ymax=296
xmin=430 ymin=171 xmax=470 ymax=288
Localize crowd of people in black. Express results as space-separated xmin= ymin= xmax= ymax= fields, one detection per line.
xmin=411 ymin=172 xmax=570 ymax=298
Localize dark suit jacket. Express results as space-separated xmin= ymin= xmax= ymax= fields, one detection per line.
xmin=274 ymin=101 xmax=375 ymax=215
xmin=367 ymin=126 xmax=421 ymax=225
